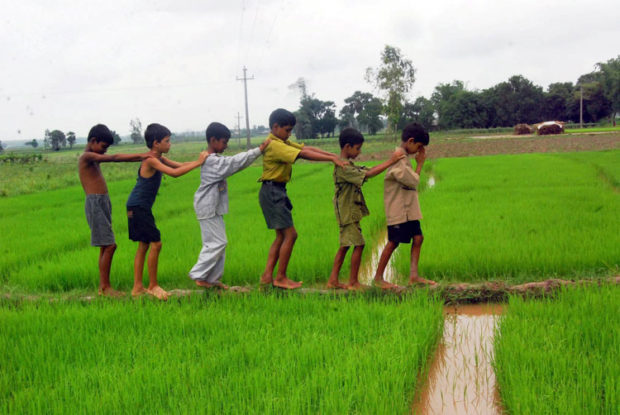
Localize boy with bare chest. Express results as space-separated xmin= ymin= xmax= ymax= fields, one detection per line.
xmin=79 ymin=124 xmax=151 ymax=296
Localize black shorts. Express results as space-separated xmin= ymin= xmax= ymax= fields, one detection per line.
xmin=387 ymin=220 xmax=422 ymax=244
xmin=127 ymin=206 xmax=161 ymax=243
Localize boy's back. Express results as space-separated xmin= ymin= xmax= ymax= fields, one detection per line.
xmin=383 ymin=148 xmax=422 ymax=225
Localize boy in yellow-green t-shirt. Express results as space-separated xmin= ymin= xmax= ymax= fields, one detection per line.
xmin=258 ymin=108 xmax=345 ymax=289
xmin=327 ymin=128 xmax=403 ymax=290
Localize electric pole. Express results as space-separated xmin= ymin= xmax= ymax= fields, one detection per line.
xmin=235 ymin=112 xmax=243 ymax=148
xmin=579 ymin=85 xmax=583 ymax=129
xmin=237 ymin=66 xmax=254 ymax=149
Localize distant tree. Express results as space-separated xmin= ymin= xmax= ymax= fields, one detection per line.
xmin=366 ymin=45 xmax=416 ymax=136
xmin=0 ymin=140 xmax=4 ymax=154
xmin=339 ymin=91 xmax=383 ymax=134
xmin=431 ymin=81 xmax=467 ymax=128
xmin=66 ymin=131 xmax=76 ymax=149
xmin=49 ymin=130 xmax=66 ymax=151
xmin=575 ymin=71 xmax=612 ymax=123
xmin=295 ymin=96 xmax=338 ymax=139
xmin=130 ymin=118 xmax=142 ymax=144
xmin=484 ymin=75 xmax=545 ymax=126
xmin=25 ymin=139 xmax=39 ymax=148
xmin=595 ymin=56 xmax=620 ymax=125
xmin=544 ymin=82 xmax=575 ymax=121
xmin=399 ymin=97 xmax=435 ymax=130
xmin=43 ymin=129 xmax=51 ymax=150
xmin=110 ymin=130 xmax=122 ymax=145
xmin=357 ymin=97 xmax=383 ymax=134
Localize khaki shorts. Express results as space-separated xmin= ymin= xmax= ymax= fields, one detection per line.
xmin=339 ymin=222 xmax=365 ymax=247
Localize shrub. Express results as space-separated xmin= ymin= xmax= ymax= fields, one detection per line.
xmin=514 ymin=124 xmax=533 ymax=135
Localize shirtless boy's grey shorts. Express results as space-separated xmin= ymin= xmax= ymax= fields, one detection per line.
xmin=259 ymin=181 xmax=294 ymax=230
xmin=85 ymin=194 xmax=115 ymax=246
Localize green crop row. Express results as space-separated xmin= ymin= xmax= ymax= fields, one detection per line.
xmin=0 ymin=292 xmax=443 ymax=414
xmin=391 ymin=150 xmax=619 ymax=283
xmin=494 ymin=285 xmax=619 ymax=414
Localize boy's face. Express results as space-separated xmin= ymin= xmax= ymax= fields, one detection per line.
xmin=404 ymin=139 xmax=423 ymax=155
xmin=91 ymin=139 xmax=110 ymax=154
xmin=271 ymin=123 xmax=293 ymax=140
xmin=210 ymin=137 xmax=229 ymax=153
xmin=154 ymin=136 xmax=171 ymax=153
xmin=343 ymin=143 xmax=363 ymax=159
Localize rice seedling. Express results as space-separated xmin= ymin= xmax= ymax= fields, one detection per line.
xmin=392 ymin=151 xmax=619 ymax=283
xmin=494 ymin=284 xmax=619 ymax=414
xmin=0 ymin=292 xmax=443 ymax=414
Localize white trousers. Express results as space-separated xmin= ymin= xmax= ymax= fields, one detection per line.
xmin=188 ymin=215 xmax=227 ymax=283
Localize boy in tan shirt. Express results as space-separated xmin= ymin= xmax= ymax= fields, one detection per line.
xmin=374 ymin=123 xmax=437 ymax=288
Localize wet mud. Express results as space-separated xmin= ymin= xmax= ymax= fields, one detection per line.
xmin=412 ymin=304 xmax=505 ymax=415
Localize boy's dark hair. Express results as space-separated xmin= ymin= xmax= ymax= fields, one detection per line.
xmin=144 ymin=123 xmax=171 ymax=149
xmin=402 ymin=122 xmax=429 ymax=145
xmin=269 ymin=108 xmax=296 ymax=128
xmin=88 ymin=124 xmax=114 ymax=144
xmin=339 ymin=127 xmax=364 ymax=149
xmin=401 ymin=122 xmax=429 ymax=146
xmin=205 ymin=122 xmax=231 ymax=143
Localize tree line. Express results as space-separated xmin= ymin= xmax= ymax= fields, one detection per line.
xmin=292 ymin=47 xmax=619 ymax=139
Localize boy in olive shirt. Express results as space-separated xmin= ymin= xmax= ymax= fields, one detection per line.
xmin=327 ymin=128 xmax=404 ymax=290
xmin=258 ymin=108 xmax=345 ymax=289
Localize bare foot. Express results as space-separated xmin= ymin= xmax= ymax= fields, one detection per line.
xmin=146 ymin=285 xmax=169 ymax=301
xmin=373 ymin=279 xmax=400 ymax=290
xmin=326 ymin=280 xmax=347 ymax=289
xmin=131 ymin=286 xmax=148 ymax=297
xmin=347 ymin=282 xmax=369 ymax=291
xmin=211 ymin=282 xmax=229 ymax=290
xmin=273 ymin=277 xmax=303 ymax=289
xmin=195 ymin=280 xmax=214 ymax=288
xmin=98 ymin=286 xmax=125 ymax=298
xmin=260 ymin=274 xmax=273 ymax=285
xmin=408 ymin=276 xmax=437 ymax=286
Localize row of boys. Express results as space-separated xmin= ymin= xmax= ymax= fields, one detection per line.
xmin=79 ymin=108 xmax=435 ymax=299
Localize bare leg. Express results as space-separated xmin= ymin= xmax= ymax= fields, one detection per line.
xmin=374 ymin=240 xmax=399 ymax=289
xmin=347 ymin=245 xmax=367 ymax=290
xmin=146 ymin=241 xmax=168 ymax=300
xmin=408 ymin=235 xmax=436 ymax=286
xmin=132 ymin=242 xmax=149 ymax=296
xmin=260 ymin=229 xmax=284 ymax=284
xmin=273 ymin=227 xmax=302 ymax=289
xmin=327 ymin=246 xmax=349 ymax=289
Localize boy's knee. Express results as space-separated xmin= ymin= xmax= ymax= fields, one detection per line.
xmin=103 ymin=244 xmax=117 ymax=254
xmin=413 ymin=235 xmax=424 ymax=246
xmin=284 ymin=227 xmax=297 ymax=241
xmin=151 ymin=241 xmax=162 ymax=251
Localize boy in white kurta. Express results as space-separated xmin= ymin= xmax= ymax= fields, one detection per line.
xmin=189 ymin=122 xmax=270 ymax=288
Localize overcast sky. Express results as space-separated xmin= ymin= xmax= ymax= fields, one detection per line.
xmin=1 ymin=0 xmax=618 ymax=142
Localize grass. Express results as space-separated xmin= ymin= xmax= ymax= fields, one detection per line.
xmin=391 ymin=150 xmax=619 ymax=283
xmin=0 ymin=292 xmax=443 ymax=414
xmin=565 ymin=126 xmax=620 ymax=134
xmin=494 ymin=284 xmax=619 ymax=414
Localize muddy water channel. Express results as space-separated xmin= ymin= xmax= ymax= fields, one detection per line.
xmin=413 ymin=304 xmax=505 ymax=415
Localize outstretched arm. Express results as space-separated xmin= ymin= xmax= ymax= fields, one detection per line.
xmin=299 ymin=148 xmax=346 ymax=167
xmin=303 ymin=145 xmax=334 ymax=157
xmin=365 ymin=151 xmax=406 ymax=178
xmin=82 ymin=152 xmax=152 ymax=163
xmin=147 ymin=151 xmax=209 ymax=177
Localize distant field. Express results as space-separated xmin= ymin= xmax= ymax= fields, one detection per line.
xmin=0 ymin=293 xmax=443 ymax=414
xmin=565 ymin=126 xmax=620 ymax=134
xmin=494 ymin=285 xmax=618 ymax=414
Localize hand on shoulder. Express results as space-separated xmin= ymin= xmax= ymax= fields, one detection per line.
xmin=259 ymin=138 xmax=272 ymax=152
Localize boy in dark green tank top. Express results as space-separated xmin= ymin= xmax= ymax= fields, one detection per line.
xmin=127 ymin=123 xmax=208 ymax=300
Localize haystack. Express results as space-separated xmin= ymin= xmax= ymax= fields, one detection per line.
xmin=535 ymin=121 xmax=564 ymax=135
xmin=514 ymin=123 xmax=533 ymax=135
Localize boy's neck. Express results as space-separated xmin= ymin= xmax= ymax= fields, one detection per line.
xmin=339 ymin=150 xmax=351 ymax=160
xmin=150 ymin=149 xmax=162 ymax=158
xmin=207 ymin=145 xmax=219 ymax=154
